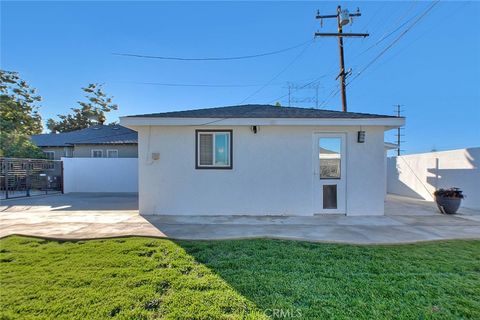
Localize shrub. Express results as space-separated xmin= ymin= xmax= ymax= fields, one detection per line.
xmin=434 ymin=188 xmax=464 ymax=199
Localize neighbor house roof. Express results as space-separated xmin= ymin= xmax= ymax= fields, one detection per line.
xmin=125 ymin=104 xmax=398 ymax=119
xmin=31 ymin=125 xmax=137 ymax=147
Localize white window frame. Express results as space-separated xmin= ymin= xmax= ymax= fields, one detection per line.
xmin=63 ymin=147 xmax=73 ymax=158
xmin=196 ymin=130 xmax=232 ymax=169
xmin=44 ymin=151 xmax=55 ymax=160
xmin=106 ymin=149 xmax=119 ymax=158
xmin=91 ymin=149 xmax=103 ymax=158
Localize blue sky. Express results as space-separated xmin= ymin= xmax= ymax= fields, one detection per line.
xmin=1 ymin=1 xmax=479 ymax=154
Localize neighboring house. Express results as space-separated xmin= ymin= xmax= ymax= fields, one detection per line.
xmin=31 ymin=125 xmax=138 ymax=160
xmin=121 ymin=104 xmax=404 ymax=216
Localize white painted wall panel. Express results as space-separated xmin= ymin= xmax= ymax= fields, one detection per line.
xmin=387 ymin=148 xmax=480 ymax=210
xmin=132 ymin=125 xmax=387 ymax=216
xmin=62 ymin=158 xmax=138 ymax=193
xmin=346 ymin=127 xmax=386 ymax=215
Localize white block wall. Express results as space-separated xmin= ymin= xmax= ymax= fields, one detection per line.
xmin=62 ymin=158 xmax=138 ymax=193
xmin=387 ymin=148 xmax=480 ymax=210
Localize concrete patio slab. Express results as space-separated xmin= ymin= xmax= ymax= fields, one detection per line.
xmin=1 ymin=193 xmax=479 ymax=244
xmin=388 ymin=215 xmax=476 ymax=226
xmin=150 ymin=214 xmax=405 ymax=226
xmin=385 ymin=194 xmax=479 ymax=216
xmin=0 ymin=193 xmax=138 ymax=212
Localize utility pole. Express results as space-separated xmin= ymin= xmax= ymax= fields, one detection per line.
xmin=288 ymin=83 xmax=291 ymax=107
xmin=395 ymin=104 xmax=405 ymax=156
xmin=315 ymin=6 xmax=369 ymax=112
xmin=284 ymin=82 xmax=292 ymax=107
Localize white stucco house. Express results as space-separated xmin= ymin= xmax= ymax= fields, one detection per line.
xmin=121 ymin=104 xmax=404 ymax=216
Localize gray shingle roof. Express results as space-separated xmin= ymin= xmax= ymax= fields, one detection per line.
xmin=126 ymin=104 xmax=398 ymax=119
xmin=31 ymin=125 xmax=137 ymax=147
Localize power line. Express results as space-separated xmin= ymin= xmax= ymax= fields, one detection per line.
xmin=347 ymin=1 xmax=440 ymax=87
xmin=197 ymin=43 xmax=316 ymax=126
xmin=239 ymin=40 xmax=315 ymax=104
xmin=196 ymin=79 xmax=320 ymax=126
xmin=317 ymin=83 xmax=340 ymax=108
xmin=367 ymin=0 xmax=470 ymax=72
xmin=262 ymin=44 xmax=342 ymax=105
xmin=266 ymin=76 xmax=324 ymax=105
xmin=343 ymin=3 xmax=384 ymax=50
xmin=285 ymin=82 xmax=322 ymax=107
xmin=129 ymin=81 xmax=277 ymax=88
xmin=118 ymin=75 xmax=325 ymax=89
xmin=319 ymin=0 xmax=440 ymax=108
xmin=112 ymin=39 xmax=313 ymax=61
xmin=353 ymin=10 xmax=419 ymax=59
xmin=317 ymin=2 xmax=430 ymax=109
xmin=198 ymin=77 xmax=324 ymax=126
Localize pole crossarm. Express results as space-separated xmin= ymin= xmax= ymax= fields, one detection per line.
xmin=316 ymin=14 xmax=337 ymax=19
xmin=314 ymin=32 xmax=369 ymax=38
xmin=316 ymin=13 xmax=361 ymax=19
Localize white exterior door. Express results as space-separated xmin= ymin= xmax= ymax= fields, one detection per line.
xmin=312 ymin=133 xmax=346 ymax=214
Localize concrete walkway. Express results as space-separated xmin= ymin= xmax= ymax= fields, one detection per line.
xmin=1 ymin=193 xmax=479 ymax=244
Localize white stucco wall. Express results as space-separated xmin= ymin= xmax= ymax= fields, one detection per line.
xmin=387 ymin=148 xmax=480 ymax=210
xmin=62 ymin=158 xmax=138 ymax=193
xmin=131 ymin=125 xmax=387 ymax=216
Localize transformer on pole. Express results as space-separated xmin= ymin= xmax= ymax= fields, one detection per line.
xmin=315 ymin=6 xmax=369 ymax=112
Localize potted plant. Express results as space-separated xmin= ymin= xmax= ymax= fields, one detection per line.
xmin=433 ymin=188 xmax=465 ymax=214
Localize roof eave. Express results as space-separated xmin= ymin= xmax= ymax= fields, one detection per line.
xmin=34 ymin=144 xmax=73 ymax=148
xmin=120 ymin=116 xmax=405 ymax=128
xmin=72 ymin=142 xmax=138 ymax=145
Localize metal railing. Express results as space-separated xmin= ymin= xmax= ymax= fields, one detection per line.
xmin=0 ymin=157 xmax=63 ymax=200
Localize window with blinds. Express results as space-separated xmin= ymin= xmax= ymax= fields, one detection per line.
xmin=199 ymin=134 xmax=214 ymax=165
xmin=196 ymin=130 xmax=232 ymax=169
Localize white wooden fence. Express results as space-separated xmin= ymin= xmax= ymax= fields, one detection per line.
xmin=62 ymin=158 xmax=138 ymax=193
xmin=387 ymin=148 xmax=480 ymax=210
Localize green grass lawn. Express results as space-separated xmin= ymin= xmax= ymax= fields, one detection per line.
xmin=1 ymin=236 xmax=479 ymax=319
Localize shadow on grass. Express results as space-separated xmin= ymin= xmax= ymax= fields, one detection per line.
xmin=1 ymin=236 xmax=479 ymax=320
xmin=0 ymin=236 xmax=267 ymax=320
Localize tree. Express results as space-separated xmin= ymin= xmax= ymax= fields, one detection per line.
xmin=0 ymin=134 xmax=45 ymax=159
xmin=0 ymin=70 xmax=43 ymax=135
xmin=0 ymin=70 xmax=45 ymax=158
xmin=47 ymin=83 xmax=118 ymax=133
